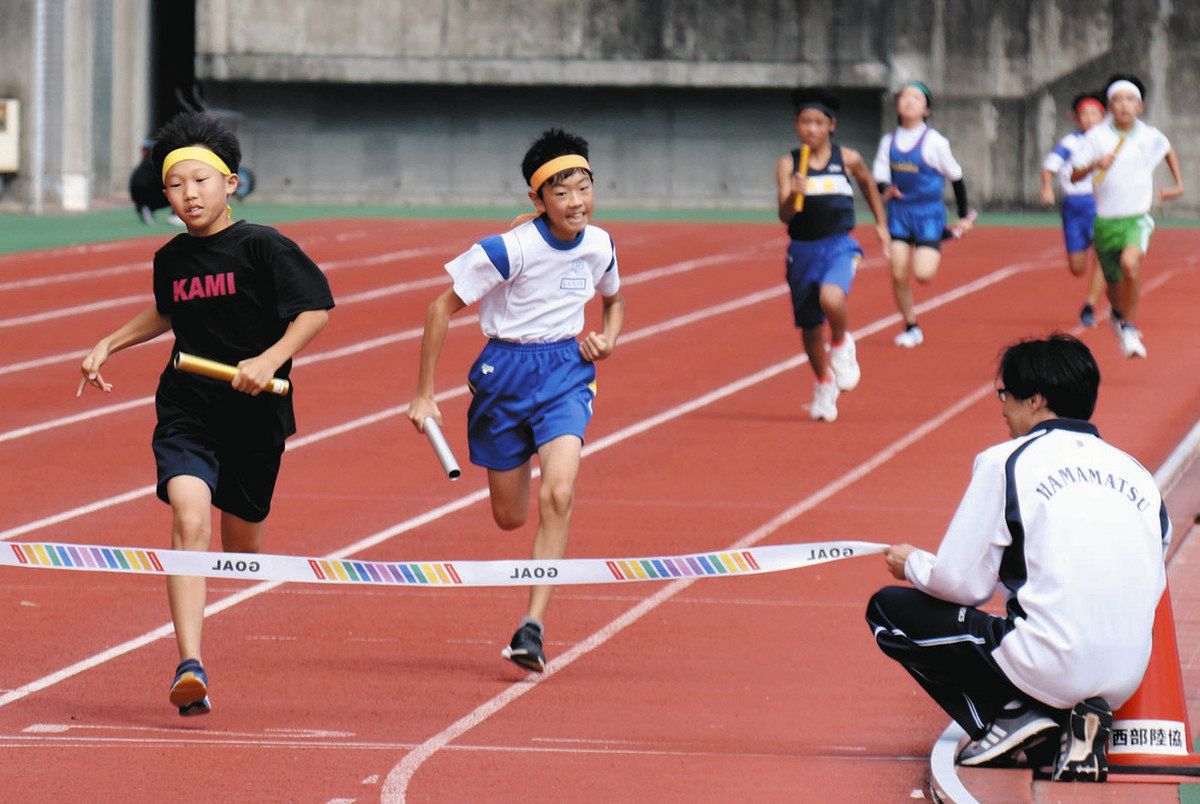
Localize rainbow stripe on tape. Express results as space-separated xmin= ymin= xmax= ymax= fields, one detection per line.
xmin=308 ymin=558 xmax=462 ymax=585
xmin=605 ymin=551 xmax=759 ymax=580
xmin=2 ymin=540 xmax=886 ymax=588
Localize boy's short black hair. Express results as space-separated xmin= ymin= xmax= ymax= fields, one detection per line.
xmin=1105 ymin=73 xmax=1147 ymax=102
xmin=521 ymin=128 xmax=591 ymax=196
xmin=151 ymin=111 xmax=242 ymax=178
xmin=791 ymin=87 xmax=840 ymax=118
xmin=998 ymin=333 xmax=1100 ymax=420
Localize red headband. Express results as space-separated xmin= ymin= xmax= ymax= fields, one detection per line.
xmin=1075 ymin=97 xmax=1105 ymax=116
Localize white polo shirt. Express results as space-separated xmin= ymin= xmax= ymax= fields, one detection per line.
xmin=905 ymin=419 xmax=1170 ymax=710
xmin=1072 ymin=119 xmax=1171 ymax=218
xmin=446 ymin=217 xmax=620 ymax=343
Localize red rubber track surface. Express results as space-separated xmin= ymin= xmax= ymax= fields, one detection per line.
xmin=1 ymin=218 xmax=1198 ymax=802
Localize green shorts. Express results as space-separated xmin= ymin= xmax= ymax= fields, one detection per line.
xmin=1093 ymin=213 xmax=1154 ymax=282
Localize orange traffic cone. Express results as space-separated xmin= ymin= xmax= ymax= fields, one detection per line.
xmin=1107 ymin=584 xmax=1200 ymax=782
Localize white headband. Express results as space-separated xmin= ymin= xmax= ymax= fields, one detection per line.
xmin=1107 ymin=79 xmax=1142 ymax=101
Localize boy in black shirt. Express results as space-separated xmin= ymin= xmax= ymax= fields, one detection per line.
xmin=79 ymin=112 xmax=334 ymax=716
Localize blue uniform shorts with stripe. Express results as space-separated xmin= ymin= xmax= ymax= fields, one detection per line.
xmin=887 ymin=198 xmax=946 ymax=248
xmin=466 ymin=339 xmax=596 ymax=471
xmin=152 ymin=419 xmax=285 ymax=523
xmin=785 ymin=233 xmax=863 ymax=329
xmin=1060 ymin=194 xmax=1096 ymax=255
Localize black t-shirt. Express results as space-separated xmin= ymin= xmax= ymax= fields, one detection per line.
xmin=152 ymin=221 xmax=335 ymax=447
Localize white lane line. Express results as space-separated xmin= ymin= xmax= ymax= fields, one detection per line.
xmin=0 ymin=254 xmax=1050 ymax=719
xmin=0 ymin=294 xmax=153 ymax=329
xmin=0 ymin=245 xmax=774 ymax=442
xmin=0 ymin=732 xmax=925 ymax=761
xmin=22 ymin=722 xmax=353 ymax=738
xmin=380 ymin=379 xmax=999 ymax=801
xmin=0 ymin=260 xmax=150 ymax=292
xmin=0 ymin=243 xmax=453 ymax=295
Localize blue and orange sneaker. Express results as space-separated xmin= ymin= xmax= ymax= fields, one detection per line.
xmin=170 ymin=658 xmax=211 ymax=716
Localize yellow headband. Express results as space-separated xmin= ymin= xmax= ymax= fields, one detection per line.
xmin=161 ymin=146 xmax=232 ymax=183
xmin=528 ymin=155 xmax=591 ymax=193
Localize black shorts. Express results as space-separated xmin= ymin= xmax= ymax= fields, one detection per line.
xmin=152 ymin=421 xmax=285 ymax=523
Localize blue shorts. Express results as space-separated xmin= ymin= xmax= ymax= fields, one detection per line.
xmin=152 ymin=420 xmax=284 ymax=523
xmin=1060 ymin=194 xmax=1096 ymax=254
xmin=466 ymin=339 xmax=596 ymax=471
xmin=785 ymin=233 xmax=863 ymax=329
xmin=887 ymin=199 xmax=946 ymax=248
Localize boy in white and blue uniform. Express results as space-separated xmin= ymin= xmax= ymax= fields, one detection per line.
xmin=409 ymin=128 xmax=625 ymax=673
xmin=1040 ymin=92 xmax=1107 ymax=327
xmin=1070 ymin=73 xmax=1184 ymax=359
xmin=775 ymin=87 xmax=889 ymax=423
xmin=872 ymin=81 xmax=974 ymax=347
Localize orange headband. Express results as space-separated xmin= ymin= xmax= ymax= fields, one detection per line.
xmin=528 ymin=155 xmax=591 ymax=193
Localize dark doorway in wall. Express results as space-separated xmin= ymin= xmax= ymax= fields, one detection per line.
xmin=149 ymin=0 xmax=196 ymax=130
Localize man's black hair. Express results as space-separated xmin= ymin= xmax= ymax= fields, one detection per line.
xmin=791 ymin=87 xmax=841 ymax=118
xmin=1105 ymin=73 xmax=1147 ymax=102
xmin=151 ymin=111 xmax=242 ymax=178
xmin=998 ymin=333 xmax=1100 ymax=420
xmin=521 ymin=128 xmax=591 ymax=196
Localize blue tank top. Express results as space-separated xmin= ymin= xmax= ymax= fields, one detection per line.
xmin=888 ymin=127 xmax=945 ymax=203
xmin=787 ymin=144 xmax=857 ymax=242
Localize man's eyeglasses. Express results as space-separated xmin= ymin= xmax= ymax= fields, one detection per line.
xmin=995 ymin=387 xmax=1008 ymax=402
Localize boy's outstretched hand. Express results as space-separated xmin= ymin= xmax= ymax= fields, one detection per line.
xmin=77 ymin=343 xmax=113 ymax=396
xmin=579 ymin=332 xmax=614 ymax=362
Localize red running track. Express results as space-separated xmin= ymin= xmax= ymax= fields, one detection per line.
xmin=1 ymin=218 xmax=1198 ymax=802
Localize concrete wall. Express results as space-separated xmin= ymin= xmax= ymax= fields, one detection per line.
xmin=196 ymin=0 xmax=890 ymax=88
xmin=192 ymin=0 xmax=1200 ymax=213
xmin=0 ymin=0 xmax=151 ymax=212
xmin=204 ymin=81 xmax=883 ymax=209
xmin=3 ymin=1 xmax=1199 ymax=214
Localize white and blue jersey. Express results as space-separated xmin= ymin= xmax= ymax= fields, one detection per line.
xmin=784 ymin=144 xmax=862 ymax=329
xmin=873 ymin=125 xmax=963 ymax=246
xmin=445 ymin=216 xmax=621 ymax=469
xmin=1043 ymin=131 xmax=1096 ymax=253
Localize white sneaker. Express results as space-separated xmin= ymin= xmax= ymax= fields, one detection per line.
xmin=810 ymin=380 xmax=839 ymax=422
xmin=894 ymin=325 xmax=924 ymax=348
xmin=1119 ymin=325 xmax=1147 ymax=358
xmin=829 ymin=334 xmax=861 ymax=391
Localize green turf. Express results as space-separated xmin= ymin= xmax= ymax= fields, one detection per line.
xmin=0 ymin=202 xmax=1196 ymax=256
xmin=1183 ymin=736 xmax=1200 ymax=799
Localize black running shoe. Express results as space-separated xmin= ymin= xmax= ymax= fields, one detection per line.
xmin=500 ymin=623 xmax=546 ymax=673
xmin=1052 ymin=697 xmax=1111 ymax=782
